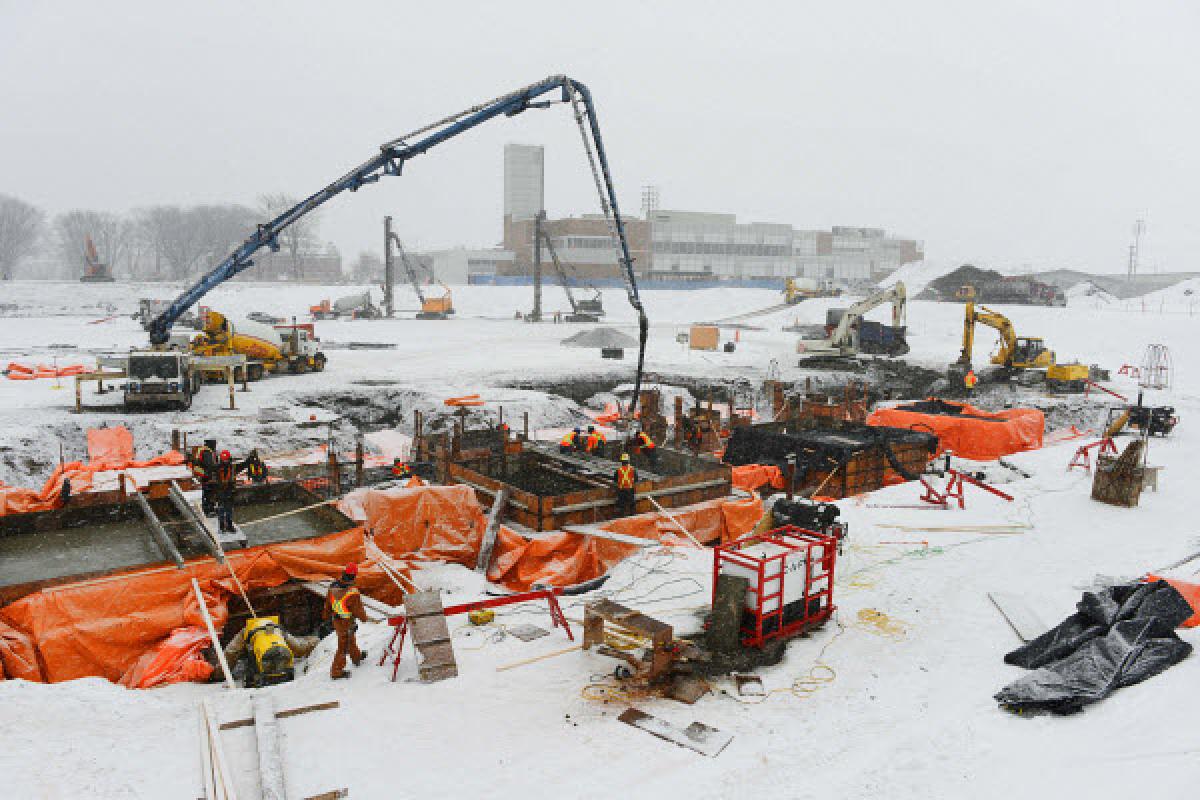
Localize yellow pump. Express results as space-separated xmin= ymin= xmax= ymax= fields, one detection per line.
xmin=244 ymin=616 xmax=295 ymax=687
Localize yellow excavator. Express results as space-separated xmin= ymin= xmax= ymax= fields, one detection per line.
xmin=956 ymin=302 xmax=1089 ymax=390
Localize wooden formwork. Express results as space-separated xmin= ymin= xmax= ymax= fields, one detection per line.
xmin=449 ymin=447 xmax=731 ymax=531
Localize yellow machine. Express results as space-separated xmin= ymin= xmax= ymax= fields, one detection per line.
xmin=783 ymin=278 xmax=839 ymax=305
xmin=957 ymin=302 xmax=1089 ymax=390
xmin=190 ymin=309 xmax=325 ymax=380
xmin=243 ymin=616 xmax=295 ymax=688
xmin=419 ymin=287 xmax=455 ymax=319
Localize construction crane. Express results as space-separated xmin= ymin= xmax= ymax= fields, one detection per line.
xmin=80 ymin=234 xmax=114 ymax=282
xmin=385 ymin=220 xmax=454 ymax=319
xmin=142 ymin=75 xmax=649 ymax=415
xmin=530 ymin=211 xmax=604 ymax=322
xmin=955 ymin=301 xmax=1088 ymax=389
xmin=795 ymin=282 xmax=908 ymax=360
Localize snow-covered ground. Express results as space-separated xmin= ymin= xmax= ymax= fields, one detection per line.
xmin=2 ymin=280 xmax=1200 ymax=799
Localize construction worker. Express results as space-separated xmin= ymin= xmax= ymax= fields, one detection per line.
xmin=391 ymin=458 xmax=412 ymax=479
xmin=585 ymin=425 xmax=607 ymax=455
xmin=614 ymin=454 xmax=637 ymax=517
xmin=631 ymin=428 xmax=658 ymax=467
xmin=324 ymin=563 xmax=368 ymax=679
xmin=191 ymin=438 xmax=218 ymax=513
xmin=245 ymin=451 xmax=268 ymax=484
xmin=559 ymin=427 xmax=582 ymax=453
xmin=212 ymin=450 xmax=249 ymax=533
xmin=964 ymin=369 xmax=978 ymax=392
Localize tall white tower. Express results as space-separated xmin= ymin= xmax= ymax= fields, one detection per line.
xmin=503 ymin=143 xmax=544 ymax=223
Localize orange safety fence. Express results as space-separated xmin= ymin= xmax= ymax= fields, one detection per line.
xmin=1146 ymin=575 xmax=1200 ymax=628
xmin=5 ymin=362 xmax=88 ymax=379
xmin=0 ymin=427 xmax=184 ymax=516
xmin=444 ymin=394 xmax=485 ymax=407
xmin=867 ymin=400 xmax=1044 ymax=461
xmin=0 ymin=484 xmax=762 ymax=685
xmin=731 ymin=464 xmax=787 ymax=492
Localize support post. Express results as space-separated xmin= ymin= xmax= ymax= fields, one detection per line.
xmin=383 ymin=215 xmax=395 ymax=318
xmin=531 ymin=211 xmax=544 ymax=322
xmin=355 ymin=440 xmax=364 ymax=487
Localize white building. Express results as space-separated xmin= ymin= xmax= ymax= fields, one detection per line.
xmin=647 ymin=211 xmax=921 ymax=284
xmin=421 ymin=247 xmax=515 ymax=284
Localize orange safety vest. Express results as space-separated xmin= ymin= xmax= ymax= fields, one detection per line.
xmin=616 ymin=465 xmax=636 ymax=489
xmin=964 ymin=371 xmax=978 ymax=389
xmin=330 ymin=588 xmax=360 ymax=619
xmin=248 ymin=461 xmax=266 ymax=481
xmin=587 ymin=432 xmax=605 ymax=451
xmin=192 ymin=446 xmax=212 ymax=479
xmin=560 ymin=432 xmax=577 ymax=447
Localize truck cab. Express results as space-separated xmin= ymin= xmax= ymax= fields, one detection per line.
xmin=124 ymin=350 xmax=200 ymax=410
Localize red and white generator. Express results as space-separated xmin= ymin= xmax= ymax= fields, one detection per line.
xmin=713 ymin=526 xmax=837 ymax=648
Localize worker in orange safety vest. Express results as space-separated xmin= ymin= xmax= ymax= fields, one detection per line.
xmin=584 ymin=425 xmax=607 ymax=454
xmin=559 ymin=428 xmax=582 ymax=454
xmin=614 ymin=453 xmax=637 ymax=517
xmin=323 ymin=563 xmax=368 ymax=679
xmin=630 ymin=429 xmax=658 ymax=467
xmin=964 ymin=369 xmax=978 ymax=391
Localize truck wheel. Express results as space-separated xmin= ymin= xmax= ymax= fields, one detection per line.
xmin=177 ymin=393 xmax=192 ymax=411
xmin=248 ymin=363 xmax=264 ymax=382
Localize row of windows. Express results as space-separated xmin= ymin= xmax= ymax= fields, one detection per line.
xmin=652 ymin=241 xmax=792 ymax=257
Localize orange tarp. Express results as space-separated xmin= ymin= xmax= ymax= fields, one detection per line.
xmin=0 ymin=427 xmax=184 ymax=516
xmin=1 ymin=484 xmax=762 ymax=684
xmin=487 ymin=494 xmax=764 ymax=592
xmin=731 ymin=464 xmax=786 ymax=492
xmin=867 ymin=400 xmax=1044 ymax=461
xmin=87 ymin=426 xmax=135 ymax=464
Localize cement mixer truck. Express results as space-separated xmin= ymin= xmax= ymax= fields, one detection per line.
xmin=190 ymin=309 xmax=325 ymax=381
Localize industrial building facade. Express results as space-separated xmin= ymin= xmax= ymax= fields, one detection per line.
xmin=495 ymin=143 xmax=923 ymax=286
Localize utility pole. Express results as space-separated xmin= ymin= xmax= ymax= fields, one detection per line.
xmin=383 ymin=216 xmax=395 ymax=317
xmin=1127 ymin=218 xmax=1145 ymax=283
xmin=530 ymin=211 xmax=544 ymax=322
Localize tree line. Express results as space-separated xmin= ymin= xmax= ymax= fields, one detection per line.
xmin=0 ymin=193 xmax=327 ymax=281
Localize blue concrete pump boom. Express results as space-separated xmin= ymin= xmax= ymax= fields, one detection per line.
xmin=148 ymin=75 xmax=650 ymax=415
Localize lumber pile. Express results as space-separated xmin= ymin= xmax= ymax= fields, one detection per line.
xmin=1092 ymin=439 xmax=1145 ymax=507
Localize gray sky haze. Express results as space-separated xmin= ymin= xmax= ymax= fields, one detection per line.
xmin=1 ymin=0 xmax=1196 ymax=273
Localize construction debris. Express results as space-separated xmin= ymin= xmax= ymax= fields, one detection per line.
xmin=617 ymin=709 xmax=733 ymax=757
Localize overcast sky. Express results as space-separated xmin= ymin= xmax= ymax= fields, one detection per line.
xmin=2 ymin=1 xmax=1196 ymax=274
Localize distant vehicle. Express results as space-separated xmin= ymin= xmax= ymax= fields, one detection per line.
xmin=80 ymin=235 xmax=114 ymax=283
xmin=795 ymin=283 xmax=908 ymax=360
xmin=783 ymin=277 xmax=840 ymax=305
xmin=190 ymin=309 xmax=325 ymax=381
xmin=123 ymin=350 xmax=201 ymax=410
xmin=309 ymin=291 xmax=384 ymax=320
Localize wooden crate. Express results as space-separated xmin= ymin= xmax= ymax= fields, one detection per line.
xmin=689 ymin=325 xmax=720 ymax=351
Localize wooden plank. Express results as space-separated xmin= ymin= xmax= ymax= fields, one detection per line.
xmin=476 ymin=486 xmax=509 ymax=574
xmin=559 ymin=525 xmax=656 ymax=548
xmin=203 ymin=699 xmax=240 ymax=800
xmin=988 ymin=591 xmax=1050 ymax=642
xmin=132 ymin=482 xmax=184 ymax=567
xmin=220 ymin=701 xmax=341 ymax=730
xmin=495 ymin=642 xmax=582 ymax=672
xmin=199 ymin=706 xmax=215 ymax=800
xmin=303 ymin=791 xmax=348 ymax=800
xmin=192 ymin=578 xmax=235 ymax=689
xmin=253 ymin=695 xmax=288 ymax=800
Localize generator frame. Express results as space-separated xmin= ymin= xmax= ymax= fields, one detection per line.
xmin=713 ymin=525 xmax=837 ymax=649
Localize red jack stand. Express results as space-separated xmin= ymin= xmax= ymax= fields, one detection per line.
xmin=919 ymin=469 xmax=1014 ymax=509
xmin=1067 ymin=438 xmax=1117 ymax=475
xmin=377 ymin=587 xmax=573 ymax=681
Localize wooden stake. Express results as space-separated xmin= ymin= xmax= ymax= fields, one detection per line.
xmin=192 ymin=578 xmax=235 ymax=689
xmin=204 ymin=699 xmax=240 ymax=800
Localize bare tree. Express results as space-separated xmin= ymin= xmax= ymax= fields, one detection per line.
xmin=0 ymin=194 xmax=44 ymax=280
xmin=258 ymin=193 xmax=321 ymax=280
xmin=53 ymin=210 xmax=133 ymax=278
xmin=191 ymin=204 xmax=256 ymax=276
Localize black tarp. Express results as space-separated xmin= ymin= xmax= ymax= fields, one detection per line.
xmin=721 ymin=424 xmax=937 ymax=483
xmin=995 ymin=581 xmax=1193 ymax=715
